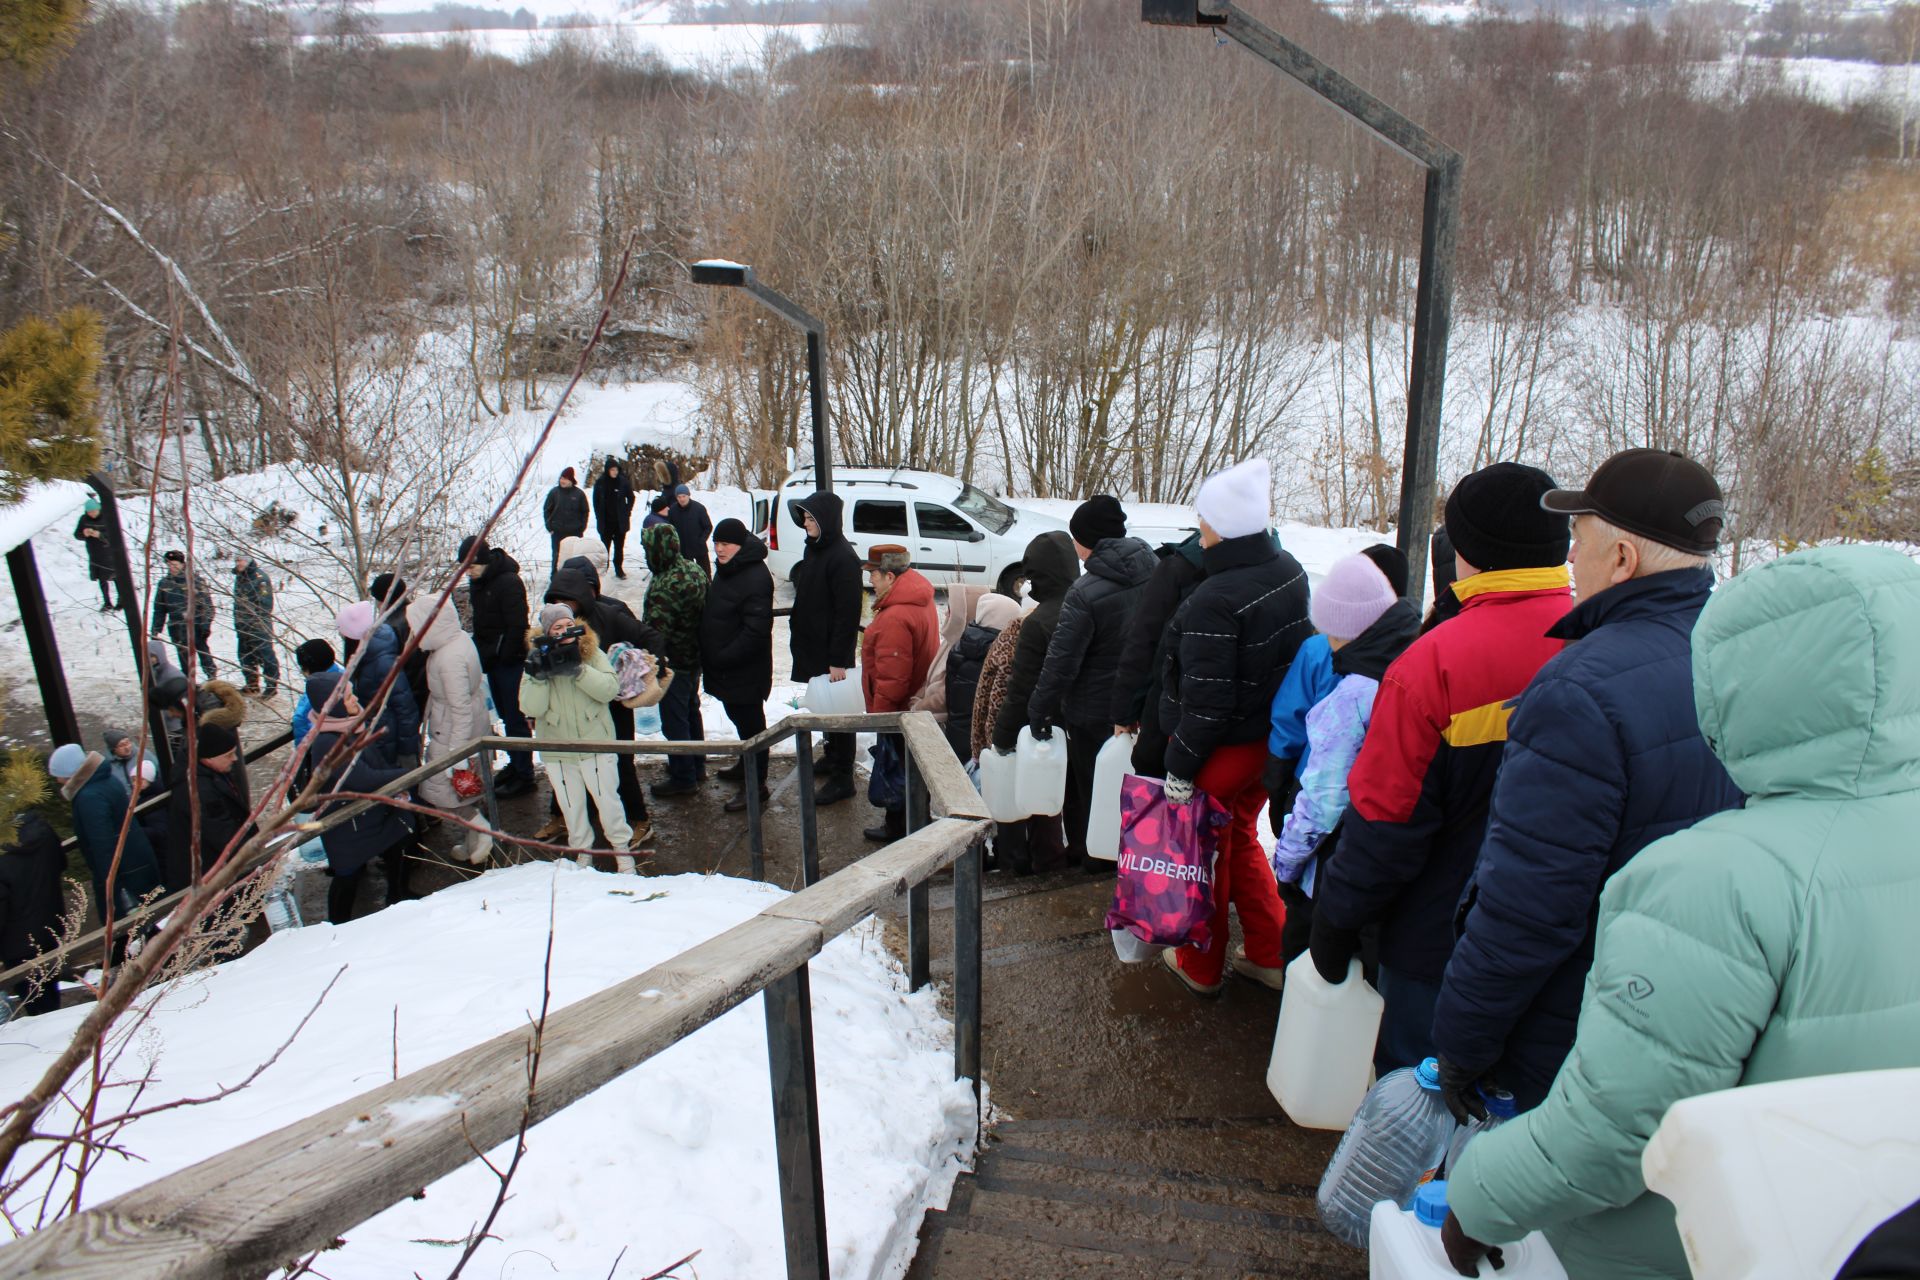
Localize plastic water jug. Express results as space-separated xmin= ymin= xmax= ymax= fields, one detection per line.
xmin=803 ymin=669 xmax=865 ymax=717
xmin=1012 ymin=726 xmax=1068 ymax=818
xmin=1317 ymin=1057 xmax=1459 ymax=1247
xmin=1368 ymin=1182 xmax=1568 ymax=1279
xmin=1641 ymin=1068 xmax=1920 ymax=1280
xmin=1085 ymin=732 xmax=1136 ymax=861
xmin=977 ymin=746 xmax=1026 ymax=824
xmin=1444 ymin=1088 xmax=1517 ymax=1177
xmin=1267 ymin=954 xmax=1386 ymax=1131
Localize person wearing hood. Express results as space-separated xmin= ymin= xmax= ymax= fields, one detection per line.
xmin=1312 ymin=462 xmax=1573 ymax=1072
xmin=74 ymin=495 xmax=118 ymax=611
xmin=857 ymin=547 xmax=939 ymax=842
xmin=459 ymin=537 xmax=536 ymax=798
xmin=163 ymin=722 xmax=255 ymax=893
xmin=664 ymin=475 xmax=714 ymax=577
xmin=1111 ymin=530 xmax=1207 ymax=778
xmin=788 ymin=491 xmax=865 ymax=806
xmin=1156 ymin=460 xmax=1312 ymax=997
xmin=1264 ymin=553 xmax=1421 ymax=982
xmin=543 ymin=468 xmax=590 ymax=566
xmin=1028 ymin=496 xmax=1158 ymax=868
xmin=48 ymin=743 xmax=163 ymax=925
xmin=592 ymin=459 xmax=637 ymax=579
xmin=232 ymin=554 xmax=280 ymax=698
xmin=152 ymin=550 xmax=217 ymax=679
xmin=302 ymin=673 xmax=418 ymax=922
xmin=545 ymin=556 xmax=664 ymax=837
xmin=1442 ymin=544 xmax=1920 ymax=1280
xmin=407 ymin=594 xmax=495 ymax=866
xmin=943 ymin=592 xmax=1021 ymax=763
xmin=642 ymin=523 xmax=711 ymax=799
xmin=520 ymin=602 xmax=643 ymax=871
xmin=335 ymin=600 xmax=423 ymax=762
xmin=1433 ymin=451 xmax=1743 ymax=1120
xmin=0 ymin=810 xmax=67 ymax=1015
xmin=910 ymin=585 xmax=989 ymax=722
xmin=701 ymin=519 xmax=774 ymax=813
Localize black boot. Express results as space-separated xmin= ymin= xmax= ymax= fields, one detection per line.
xmin=813 ymin=773 xmax=856 ymax=807
xmin=863 ymin=809 xmax=907 ymax=843
xmin=716 ymin=760 xmax=747 ymax=783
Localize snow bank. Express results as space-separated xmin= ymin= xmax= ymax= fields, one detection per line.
xmin=0 ymin=479 xmax=91 ymax=554
xmin=0 ymin=865 xmax=977 ymax=1279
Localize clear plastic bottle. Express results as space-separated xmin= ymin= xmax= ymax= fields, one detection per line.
xmin=1316 ymin=1056 xmax=1460 ymax=1247
xmin=263 ymin=885 xmax=303 ymax=933
xmin=1444 ymin=1086 xmax=1517 ymax=1177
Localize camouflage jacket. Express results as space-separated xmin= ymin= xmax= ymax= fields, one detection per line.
xmin=642 ymin=523 xmax=709 ymax=673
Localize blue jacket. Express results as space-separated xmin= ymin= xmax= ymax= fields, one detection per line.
xmin=1267 ymin=634 xmax=1336 ymax=764
xmin=350 ymin=624 xmax=421 ymax=759
xmin=1433 ymin=567 xmax=1743 ymax=1107
xmin=292 ymin=663 xmax=345 ymax=747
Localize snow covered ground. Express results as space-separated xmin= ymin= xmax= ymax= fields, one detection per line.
xmin=358 ymin=20 xmax=831 ymax=69
xmin=0 ymin=863 xmax=978 ymax=1278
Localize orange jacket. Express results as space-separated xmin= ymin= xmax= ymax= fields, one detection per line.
xmin=862 ymin=569 xmax=939 ymax=713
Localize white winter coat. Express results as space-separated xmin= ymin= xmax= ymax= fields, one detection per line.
xmin=407 ymin=595 xmax=491 ymax=810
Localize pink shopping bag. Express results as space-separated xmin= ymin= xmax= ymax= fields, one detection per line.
xmin=1104 ymin=774 xmax=1231 ymax=953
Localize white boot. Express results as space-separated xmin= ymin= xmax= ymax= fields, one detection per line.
xmin=575 ymin=852 xmax=594 ymax=871
xmin=464 ymin=829 xmax=494 ymax=866
xmin=614 ymin=854 xmax=637 ymax=875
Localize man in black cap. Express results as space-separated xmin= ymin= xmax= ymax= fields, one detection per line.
xmin=1431 ymin=449 xmax=1743 ymax=1119
xmin=1312 ymin=461 xmax=1576 ymax=1075
xmin=459 ymin=536 xmax=536 ymax=798
xmin=1027 ymin=495 xmax=1152 ymax=868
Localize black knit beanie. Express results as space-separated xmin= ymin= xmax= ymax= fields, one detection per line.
xmin=712 ymin=517 xmax=752 ymax=546
xmin=295 ymin=638 xmax=337 ymax=675
xmin=1069 ymin=495 xmax=1127 ymax=549
xmin=1444 ymin=463 xmax=1569 ymax=572
xmin=1360 ymin=543 xmax=1411 ymax=598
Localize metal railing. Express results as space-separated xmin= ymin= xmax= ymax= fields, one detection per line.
xmin=0 ymin=711 xmax=990 ymax=1280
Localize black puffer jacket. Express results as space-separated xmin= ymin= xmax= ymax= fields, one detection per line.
xmin=163 ymin=762 xmax=254 ymax=893
xmin=0 ymin=814 xmax=66 ymax=963
xmin=543 ymin=483 xmax=589 ymax=539
xmin=1159 ymin=533 xmax=1311 ymax=782
xmin=943 ymin=621 xmax=1002 ymax=760
xmin=1110 ymin=534 xmax=1206 ymax=727
xmin=787 ymin=491 xmax=864 ymax=682
xmin=593 ymin=468 xmax=635 ymax=538
xmin=1029 ymin=536 xmax=1157 ymax=733
xmin=701 ymin=534 xmax=774 ymax=704
xmin=547 ymin=561 xmax=666 ymax=658
xmin=990 ymin=532 xmax=1080 ymax=753
xmin=469 ymin=548 xmax=530 ymax=667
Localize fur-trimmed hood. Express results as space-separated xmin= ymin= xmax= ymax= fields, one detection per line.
xmin=194 ymin=680 xmax=249 ymax=731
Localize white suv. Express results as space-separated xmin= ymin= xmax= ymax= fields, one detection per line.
xmin=759 ymin=468 xmax=1067 ymax=594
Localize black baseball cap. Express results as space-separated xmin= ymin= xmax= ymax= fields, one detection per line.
xmin=1541 ymin=449 xmax=1725 ymax=555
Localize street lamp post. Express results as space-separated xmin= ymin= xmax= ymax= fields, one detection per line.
xmin=691 ymin=260 xmax=833 ymax=494
xmin=1144 ymin=0 xmax=1461 ymax=602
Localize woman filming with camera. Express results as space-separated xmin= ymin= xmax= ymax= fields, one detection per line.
xmin=519 ymin=602 xmax=642 ymax=873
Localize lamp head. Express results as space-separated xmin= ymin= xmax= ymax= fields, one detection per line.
xmin=690 ymin=259 xmax=751 ymax=288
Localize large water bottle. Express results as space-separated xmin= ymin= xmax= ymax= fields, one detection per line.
xmin=1368 ymin=1181 xmax=1569 ymax=1279
xmin=1444 ymin=1087 xmax=1517 ymax=1177
xmin=1316 ymin=1056 xmax=1459 ymax=1248
xmin=1012 ymin=725 xmax=1068 ymax=818
xmin=1267 ymin=954 xmax=1385 ymax=1131
xmin=1084 ymin=731 xmax=1135 ymax=861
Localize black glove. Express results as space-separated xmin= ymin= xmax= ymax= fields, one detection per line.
xmin=1262 ymin=753 xmax=1299 ymax=839
xmin=1441 ymin=1211 xmax=1503 ymax=1276
xmin=1308 ymin=914 xmax=1360 ymax=985
xmin=1437 ymin=1057 xmax=1492 ymax=1125
xmin=1029 ymin=720 xmax=1052 ymax=741
xmin=522 ymin=645 xmax=552 ymax=682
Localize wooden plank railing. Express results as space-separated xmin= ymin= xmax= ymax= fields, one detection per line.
xmin=0 ymin=711 xmax=991 ymax=1280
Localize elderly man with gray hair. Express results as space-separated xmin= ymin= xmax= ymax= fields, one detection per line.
xmin=1431 ymin=449 xmax=1745 ymax=1123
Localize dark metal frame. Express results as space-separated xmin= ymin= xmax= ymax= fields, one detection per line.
xmin=690 ymin=262 xmax=834 ymax=495
xmin=1145 ymin=0 xmax=1461 ymax=600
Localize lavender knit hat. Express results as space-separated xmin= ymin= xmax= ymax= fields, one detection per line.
xmin=1311 ymin=553 xmax=1399 ymax=642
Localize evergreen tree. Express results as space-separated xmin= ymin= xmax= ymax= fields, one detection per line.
xmin=0 ymin=309 xmax=103 ymax=503
xmin=0 ymin=0 xmax=88 ymax=78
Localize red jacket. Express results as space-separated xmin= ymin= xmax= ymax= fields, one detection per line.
xmin=1316 ymin=566 xmax=1573 ymax=982
xmin=862 ymin=569 xmax=939 ymax=713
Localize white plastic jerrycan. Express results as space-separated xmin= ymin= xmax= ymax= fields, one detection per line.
xmin=1642 ymin=1067 xmax=1920 ymax=1280
xmin=1085 ymin=731 xmax=1136 ymax=861
xmin=1369 ymin=1183 xmax=1568 ymax=1280
xmin=803 ymin=668 xmax=865 ymax=717
xmin=1268 ymin=953 xmax=1385 ymax=1131
xmin=1012 ymin=725 xmax=1068 ymax=818
xmin=977 ymin=744 xmax=1026 ymax=824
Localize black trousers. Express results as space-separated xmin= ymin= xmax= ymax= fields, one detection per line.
xmin=1061 ymin=722 xmax=1105 ymax=858
xmin=721 ymin=698 xmax=769 ymax=785
xmin=822 ymin=731 xmax=855 ymax=779
xmin=992 ymin=814 xmax=1067 ymax=876
xmin=169 ymin=624 xmax=216 ymax=679
xmin=608 ymin=701 xmax=648 ymax=819
xmin=602 ymin=527 xmax=627 ymax=573
xmin=328 ymin=843 xmax=409 ymax=925
xmin=237 ymin=625 xmax=280 ymax=692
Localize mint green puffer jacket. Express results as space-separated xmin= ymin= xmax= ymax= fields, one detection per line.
xmin=1449 ymin=545 xmax=1920 ymax=1279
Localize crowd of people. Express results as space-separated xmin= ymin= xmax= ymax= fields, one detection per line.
xmin=14 ymin=447 xmax=1920 ymax=1279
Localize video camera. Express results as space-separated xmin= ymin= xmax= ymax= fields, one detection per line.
xmin=525 ymin=625 xmax=587 ymax=680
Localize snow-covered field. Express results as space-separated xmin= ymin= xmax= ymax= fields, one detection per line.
xmin=356 ymin=19 xmax=831 ymax=69
xmin=0 ymin=864 xmax=977 ymax=1278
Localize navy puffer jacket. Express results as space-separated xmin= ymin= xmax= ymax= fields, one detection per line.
xmin=1433 ymin=567 xmax=1742 ymax=1107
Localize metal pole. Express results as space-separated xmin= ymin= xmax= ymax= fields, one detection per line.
xmin=952 ymin=834 xmax=983 ymax=1117
xmin=905 ymin=749 xmax=930 ymax=991
xmin=1396 ymin=156 xmax=1462 ymax=604
xmin=745 ymin=748 xmax=765 ymax=881
xmin=762 ymin=965 xmax=831 ymax=1280
xmin=805 ymin=329 xmax=830 ymax=494
xmin=88 ymin=475 xmax=172 ymax=778
xmin=794 ymin=729 xmax=819 ymax=887
xmin=7 ymin=544 xmax=81 ymax=748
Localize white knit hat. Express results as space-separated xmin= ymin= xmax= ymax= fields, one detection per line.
xmin=1311 ymin=553 xmax=1399 ymax=641
xmin=1196 ymin=459 xmax=1271 ymax=541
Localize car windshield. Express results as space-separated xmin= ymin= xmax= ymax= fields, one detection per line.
xmin=953 ymin=483 xmax=1016 ymax=535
